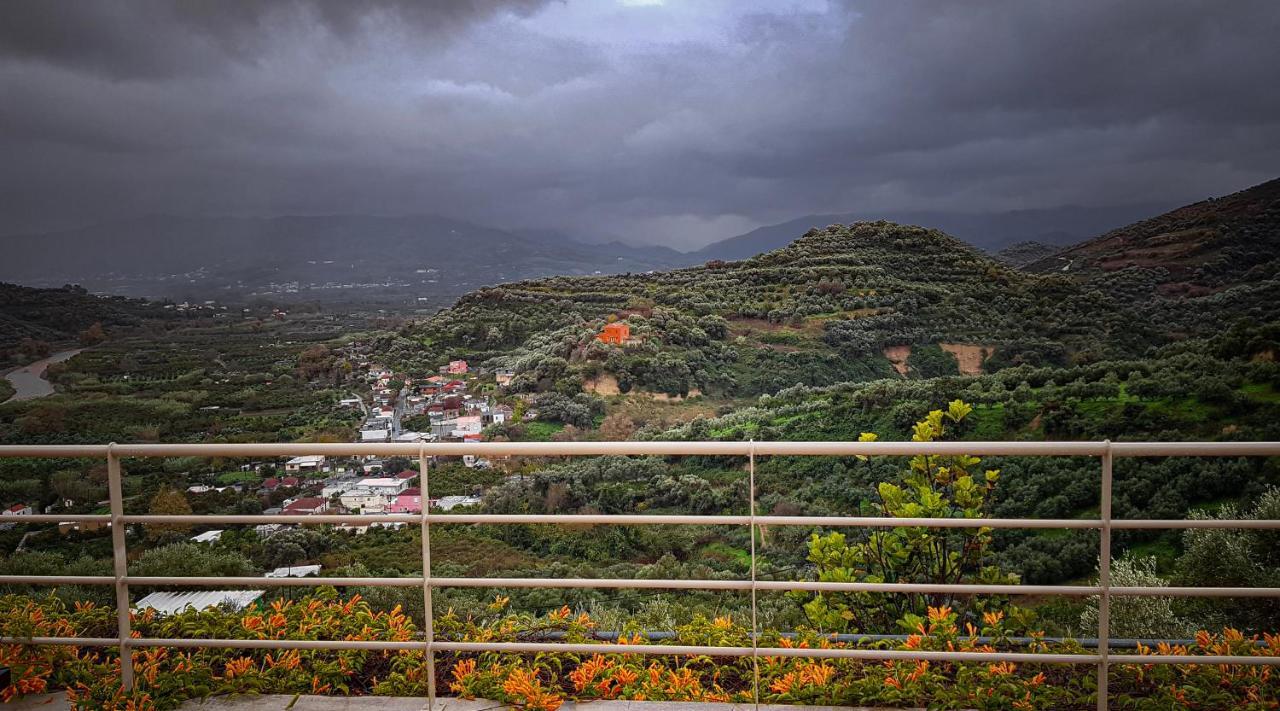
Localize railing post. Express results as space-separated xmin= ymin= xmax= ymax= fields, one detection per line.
xmin=419 ymin=445 xmax=436 ymax=710
xmin=748 ymin=440 xmax=760 ymax=710
xmin=1097 ymin=440 xmax=1112 ymax=711
xmin=106 ymin=443 xmax=134 ymax=691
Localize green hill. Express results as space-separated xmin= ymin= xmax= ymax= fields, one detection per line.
xmin=392 ymin=220 xmax=1269 ymax=397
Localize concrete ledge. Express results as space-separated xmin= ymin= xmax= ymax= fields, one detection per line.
xmin=10 ymin=693 xmax=919 ymax=711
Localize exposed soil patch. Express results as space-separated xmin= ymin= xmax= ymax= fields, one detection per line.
xmin=582 ymin=374 xmax=620 ymax=395
xmin=883 ymin=345 xmax=911 ymax=376
xmin=940 ymin=343 xmax=995 ymax=376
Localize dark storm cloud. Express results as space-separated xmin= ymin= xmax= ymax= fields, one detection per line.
xmin=0 ymin=1 xmax=551 ymax=78
xmin=1 ymin=0 xmax=1278 ymax=246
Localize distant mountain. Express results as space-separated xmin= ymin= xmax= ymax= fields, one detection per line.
xmin=0 ymin=215 xmax=690 ymax=304
xmin=994 ymin=241 xmax=1060 ymax=268
xmin=690 ymin=204 xmax=1173 ymax=262
xmin=1024 ymin=178 xmax=1280 ymax=296
xmin=512 ymin=228 xmax=689 ymax=268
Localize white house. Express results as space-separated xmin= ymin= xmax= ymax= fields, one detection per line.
xmin=361 ymin=427 xmax=391 ymax=443
xmin=357 ymin=477 xmax=410 ymax=496
xmin=3 ymin=504 xmax=33 ymax=517
xmin=450 ymin=415 xmax=484 ymax=439
xmin=285 ymin=455 xmax=326 ymax=473
xmin=339 ymin=488 xmax=387 ymax=513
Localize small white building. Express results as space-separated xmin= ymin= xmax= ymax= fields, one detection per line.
xmin=264 ymin=564 xmax=321 ymax=578
xmin=285 ymin=455 xmax=326 ymax=473
xmin=190 ymin=530 xmax=224 ymax=543
xmin=357 ymin=477 xmax=410 ymax=497
xmin=361 ymin=427 xmax=391 ymax=443
xmin=3 ymin=504 xmax=33 ymax=517
xmin=435 ymin=495 xmax=482 ymax=511
xmin=339 ymin=488 xmax=387 ymax=513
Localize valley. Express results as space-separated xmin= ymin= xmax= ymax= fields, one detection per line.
xmin=0 ymin=181 xmax=1278 ymax=708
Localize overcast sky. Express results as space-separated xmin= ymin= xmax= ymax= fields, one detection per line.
xmin=1 ymin=0 xmax=1278 ymax=248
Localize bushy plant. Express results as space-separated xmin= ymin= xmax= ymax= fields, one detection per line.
xmin=801 ymin=401 xmax=1020 ymax=632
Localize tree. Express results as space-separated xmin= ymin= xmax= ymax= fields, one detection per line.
xmin=1175 ymin=488 xmax=1280 ymax=633
xmin=1081 ymin=556 xmax=1193 ymax=638
xmin=148 ymin=488 xmax=194 ymax=535
xmin=78 ymin=322 xmax=106 ymax=346
xmin=128 ymin=543 xmax=256 ymax=592
xmin=801 ymin=401 xmax=1019 ymax=633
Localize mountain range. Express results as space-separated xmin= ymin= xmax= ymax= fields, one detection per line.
xmin=2 ymin=183 xmax=1271 ymax=306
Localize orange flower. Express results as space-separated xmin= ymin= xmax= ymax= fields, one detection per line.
xmin=614 ymin=667 xmax=638 ymax=687
xmin=569 ymin=654 xmax=611 ymax=692
xmin=770 ymin=671 xmax=798 ymax=694
xmin=983 ymin=611 xmax=1004 ymax=626
xmin=903 ymin=634 xmax=922 ymax=650
xmin=223 ymin=656 xmax=255 ymax=679
xmin=1028 ymin=672 xmax=1046 ymax=686
xmin=884 ymin=676 xmax=902 ymax=690
xmin=987 ymin=662 xmax=1016 ymax=676
xmin=927 ymin=606 xmax=953 ymax=623
xmin=503 ymin=668 xmax=563 ymax=711
xmin=712 ymin=616 xmax=733 ymax=629
xmin=906 ymin=661 xmax=929 ymax=683
xmin=799 ymin=662 xmax=835 ymax=686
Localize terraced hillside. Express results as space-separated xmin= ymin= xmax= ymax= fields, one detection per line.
xmin=386 ymin=221 xmax=1233 ymax=397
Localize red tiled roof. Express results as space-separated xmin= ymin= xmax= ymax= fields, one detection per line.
xmin=282 ymin=497 xmax=327 ymax=513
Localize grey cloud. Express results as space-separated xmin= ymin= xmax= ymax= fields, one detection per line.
xmin=1 ymin=0 xmax=1278 ymax=246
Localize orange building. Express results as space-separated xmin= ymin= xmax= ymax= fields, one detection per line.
xmin=596 ymin=322 xmax=631 ymax=345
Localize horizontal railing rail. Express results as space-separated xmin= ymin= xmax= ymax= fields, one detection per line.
xmin=0 ymin=440 xmax=1278 ymax=711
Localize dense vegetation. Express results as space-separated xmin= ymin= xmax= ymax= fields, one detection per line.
xmin=0 ymin=283 xmax=176 ymax=366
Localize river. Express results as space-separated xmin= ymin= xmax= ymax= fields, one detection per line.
xmin=2 ymin=349 xmax=83 ymax=402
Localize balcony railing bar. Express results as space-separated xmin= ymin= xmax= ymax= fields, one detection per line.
xmin=6 ymin=634 xmax=1279 ymax=668
xmin=11 ymin=512 xmax=1280 ymax=529
xmin=0 ymin=441 xmax=1277 ymax=711
xmin=11 ymin=575 xmax=1280 ymax=599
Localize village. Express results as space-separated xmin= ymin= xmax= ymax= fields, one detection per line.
xmin=203 ymin=355 xmax=523 ymax=535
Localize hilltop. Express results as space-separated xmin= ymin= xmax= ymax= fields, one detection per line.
xmin=1025 ymin=177 xmax=1280 ymax=295
xmin=690 ymin=203 xmax=1168 ymax=261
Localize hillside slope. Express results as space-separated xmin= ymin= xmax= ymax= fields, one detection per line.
xmin=1025 ymin=178 xmax=1280 ymax=296
xmin=0 ymin=282 xmax=167 ymax=354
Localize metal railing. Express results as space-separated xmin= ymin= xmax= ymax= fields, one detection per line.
xmin=2 ymin=440 xmax=1279 ymax=711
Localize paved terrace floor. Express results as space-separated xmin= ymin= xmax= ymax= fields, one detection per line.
xmin=14 ymin=694 xmax=917 ymax=711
